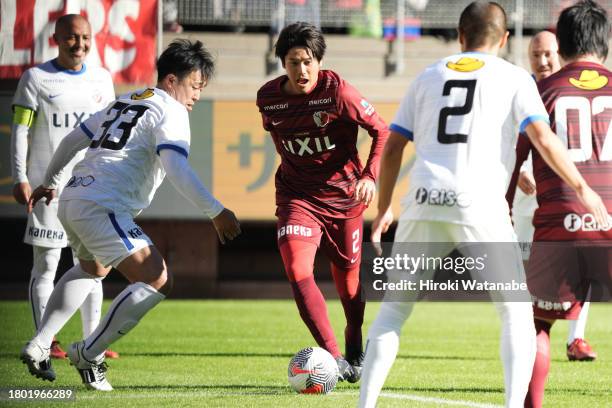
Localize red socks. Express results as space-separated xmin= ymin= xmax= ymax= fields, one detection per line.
xmin=525 ymin=319 xmax=552 ymax=408
xmin=290 ymin=277 xmax=340 ymax=357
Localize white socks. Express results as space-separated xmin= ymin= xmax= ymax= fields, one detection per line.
xmin=35 ymin=263 xmax=101 ymax=347
xmin=29 ymin=246 xmax=61 ymax=330
xmin=80 ymin=280 xmax=103 ymax=337
xmin=494 ymin=302 xmax=536 ymax=408
xmin=359 ymin=301 xmax=535 ymax=408
xmin=359 ymin=302 xmax=414 ymax=408
xmin=568 ymin=300 xmax=590 ymax=344
xmin=82 ymin=282 xmax=165 ymax=360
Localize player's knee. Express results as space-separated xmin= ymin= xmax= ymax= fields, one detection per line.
xmin=31 ymin=246 xmax=61 ymax=279
xmin=157 ymin=269 xmax=173 ymax=296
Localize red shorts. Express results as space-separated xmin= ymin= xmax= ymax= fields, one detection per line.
xmin=276 ymin=204 xmax=363 ymax=269
xmin=527 ymin=241 xmax=612 ymax=319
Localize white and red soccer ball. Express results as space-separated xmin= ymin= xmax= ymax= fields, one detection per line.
xmin=288 ymin=347 xmax=339 ymax=394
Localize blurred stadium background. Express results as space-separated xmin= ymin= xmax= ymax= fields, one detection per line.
xmin=2 ymin=0 xmax=612 ymax=299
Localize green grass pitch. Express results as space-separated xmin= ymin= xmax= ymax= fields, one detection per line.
xmin=0 ymin=300 xmax=610 ymax=407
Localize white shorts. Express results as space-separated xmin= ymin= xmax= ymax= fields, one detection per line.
xmin=24 ymin=199 xmax=68 ymax=248
xmin=58 ymin=199 xmax=153 ymax=268
xmin=390 ymin=219 xmax=526 ymax=302
xmin=512 ymin=215 xmax=535 ymax=261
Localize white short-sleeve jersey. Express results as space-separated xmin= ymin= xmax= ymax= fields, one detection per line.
xmin=12 ymin=60 xmax=115 ymax=189
xmin=60 ymin=88 xmax=191 ymax=214
xmin=392 ymin=52 xmax=548 ymax=226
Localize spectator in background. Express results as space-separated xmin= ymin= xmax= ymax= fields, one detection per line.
xmin=163 ymin=0 xmax=183 ymax=33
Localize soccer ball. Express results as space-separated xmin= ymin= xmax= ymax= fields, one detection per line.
xmin=287 ymin=347 xmax=339 ymax=394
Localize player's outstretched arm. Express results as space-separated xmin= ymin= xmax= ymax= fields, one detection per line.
xmin=159 ymin=149 xmax=241 ymax=244
xmin=525 ymin=121 xmax=609 ymax=228
xmin=371 ymin=131 xmax=409 ymax=244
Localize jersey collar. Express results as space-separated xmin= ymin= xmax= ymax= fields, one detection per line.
xmin=51 ymin=59 xmax=87 ymax=75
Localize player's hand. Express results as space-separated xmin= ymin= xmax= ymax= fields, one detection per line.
xmin=355 ymin=178 xmax=376 ymax=206
xmin=212 ymin=208 xmax=241 ymax=244
xmin=576 ymin=186 xmax=610 ymax=229
xmin=12 ymin=182 xmax=32 ymax=205
xmin=27 ymin=185 xmax=56 ymax=213
xmin=371 ymin=208 xmax=394 ymax=255
xmin=517 ymin=171 xmax=536 ymax=195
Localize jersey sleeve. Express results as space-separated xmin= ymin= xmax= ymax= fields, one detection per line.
xmin=154 ymin=103 xmax=191 ymax=158
xmin=336 ymin=79 xmax=389 ymax=181
xmin=12 ymin=68 xmax=39 ymax=112
xmin=513 ymin=70 xmax=549 ymax=133
xmin=390 ymin=80 xmax=417 ymax=141
xmin=255 ymin=94 xmax=272 ymax=132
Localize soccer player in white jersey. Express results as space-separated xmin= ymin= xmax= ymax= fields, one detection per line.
xmin=359 ymin=2 xmax=608 ymax=408
xmin=20 ymin=39 xmax=241 ymax=391
xmin=11 ymin=14 xmax=118 ymax=360
xmin=512 ymin=31 xmax=596 ymax=362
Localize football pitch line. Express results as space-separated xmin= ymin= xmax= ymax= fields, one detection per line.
xmin=76 ymin=389 xmax=503 ymax=407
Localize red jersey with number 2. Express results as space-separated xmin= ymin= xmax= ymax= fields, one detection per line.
xmin=256 ymin=70 xmax=389 ymax=219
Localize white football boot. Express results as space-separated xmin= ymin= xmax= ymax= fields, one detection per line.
xmin=20 ymin=339 xmax=56 ymax=381
xmin=67 ymin=341 xmax=113 ymax=391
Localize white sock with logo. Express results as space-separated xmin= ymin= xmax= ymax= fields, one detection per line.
xmin=359 ymin=301 xmax=414 ymax=408
xmin=35 ymin=263 xmax=100 ymax=347
xmin=495 ymin=301 xmax=536 ymax=408
xmin=80 ymin=279 xmax=103 ymax=338
xmin=29 ymin=246 xmax=61 ymax=332
xmin=82 ymin=282 xmax=165 ymax=360
xmin=568 ymin=301 xmax=590 ymax=344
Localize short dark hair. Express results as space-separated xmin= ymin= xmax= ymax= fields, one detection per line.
xmin=275 ymin=22 xmax=326 ymax=65
xmin=156 ymin=39 xmax=215 ymax=83
xmin=556 ymin=0 xmax=610 ymax=60
xmin=458 ymin=2 xmax=507 ymax=49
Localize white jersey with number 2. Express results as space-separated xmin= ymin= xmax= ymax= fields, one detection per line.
xmin=391 ymin=52 xmax=548 ymax=226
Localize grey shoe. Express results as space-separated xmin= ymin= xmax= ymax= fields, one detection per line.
xmin=346 ymin=351 xmax=365 ymax=383
xmin=335 ymin=356 xmax=355 ymax=382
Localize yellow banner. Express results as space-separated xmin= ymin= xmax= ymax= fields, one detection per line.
xmin=212 ymin=101 xmax=414 ymax=221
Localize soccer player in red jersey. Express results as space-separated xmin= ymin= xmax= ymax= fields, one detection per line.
xmin=256 ymin=22 xmax=389 ymax=382
xmin=507 ymin=2 xmax=612 ymax=406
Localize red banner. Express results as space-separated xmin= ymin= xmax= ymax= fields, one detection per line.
xmin=0 ymin=0 xmax=158 ymax=84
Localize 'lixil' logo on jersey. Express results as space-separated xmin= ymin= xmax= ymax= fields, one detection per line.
xmin=282 ymin=136 xmax=336 ymax=156
xmin=52 ymin=112 xmax=90 ymax=128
